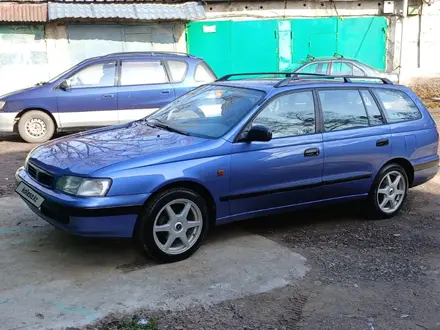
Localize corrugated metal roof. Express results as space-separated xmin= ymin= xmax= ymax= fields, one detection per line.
xmin=48 ymin=2 xmax=205 ymax=20
xmin=0 ymin=3 xmax=47 ymax=22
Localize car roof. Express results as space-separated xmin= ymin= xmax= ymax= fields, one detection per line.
xmin=301 ymin=58 xmax=363 ymax=65
xmin=212 ymin=73 xmax=398 ymax=93
xmin=88 ymin=52 xmax=202 ymax=62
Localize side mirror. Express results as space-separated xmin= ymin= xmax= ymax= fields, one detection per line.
xmin=244 ymin=125 xmax=272 ymax=142
xmin=59 ymin=80 xmax=71 ymax=91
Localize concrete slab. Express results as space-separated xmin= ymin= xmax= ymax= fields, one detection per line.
xmin=0 ymin=197 xmax=308 ymax=330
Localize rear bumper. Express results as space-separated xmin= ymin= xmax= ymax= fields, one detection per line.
xmin=0 ymin=112 xmax=16 ymax=132
xmin=16 ymin=168 xmax=149 ymax=238
xmin=412 ymin=158 xmax=439 ymax=187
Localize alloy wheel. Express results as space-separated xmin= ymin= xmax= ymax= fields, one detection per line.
xmin=153 ymin=198 xmax=203 ymax=255
xmin=376 ymin=170 xmax=406 ymax=214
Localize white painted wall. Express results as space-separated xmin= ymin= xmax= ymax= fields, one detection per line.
xmin=204 ymin=0 xmax=389 ymax=20
xmin=399 ymin=1 xmax=440 ymax=82
xmin=0 ymin=25 xmax=49 ymax=97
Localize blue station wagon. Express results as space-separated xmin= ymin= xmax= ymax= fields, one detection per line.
xmin=0 ymin=52 xmax=216 ymax=143
xmin=15 ymin=73 xmax=439 ymax=262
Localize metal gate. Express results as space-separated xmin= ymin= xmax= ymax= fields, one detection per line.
xmin=187 ymin=20 xmax=279 ymax=78
xmin=187 ymin=17 xmax=388 ymax=77
xmin=66 ymin=23 xmax=182 ymax=66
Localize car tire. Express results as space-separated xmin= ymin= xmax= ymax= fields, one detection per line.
xmin=134 ymin=188 xmax=210 ymax=263
xmin=367 ymin=163 xmax=409 ymax=219
xmin=18 ymin=110 xmax=55 ymax=143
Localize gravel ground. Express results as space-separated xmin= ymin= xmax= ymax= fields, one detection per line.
xmin=2 ymin=115 xmax=440 ymax=330
xmin=0 ymin=134 xmax=34 ymax=196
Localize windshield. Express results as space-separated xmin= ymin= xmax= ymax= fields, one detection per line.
xmin=147 ymin=85 xmax=265 ymax=139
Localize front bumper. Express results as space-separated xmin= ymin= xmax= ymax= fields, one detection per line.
xmin=0 ymin=112 xmax=16 ymax=132
xmin=15 ymin=167 xmax=150 ymax=238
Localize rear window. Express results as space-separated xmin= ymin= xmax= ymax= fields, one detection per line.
xmin=167 ymin=60 xmax=188 ymax=82
xmin=374 ymin=89 xmax=421 ymax=123
xmin=194 ymin=62 xmax=216 ymax=83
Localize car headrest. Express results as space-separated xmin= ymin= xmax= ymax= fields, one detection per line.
xmin=221 ymin=98 xmax=253 ymax=118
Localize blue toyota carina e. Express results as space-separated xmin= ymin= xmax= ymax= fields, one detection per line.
xmin=0 ymin=52 xmax=216 ymax=144
xmin=15 ymin=73 xmax=439 ymax=262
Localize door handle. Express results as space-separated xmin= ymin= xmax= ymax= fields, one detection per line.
xmin=304 ymin=148 xmax=320 ymax=157
xmin=103 ymin=94 xmax=114 ymax=98
xmin=161 ymin=90 xmax=171 ymax=94
xmin=376 ymin=138 xmax=389 ymax=147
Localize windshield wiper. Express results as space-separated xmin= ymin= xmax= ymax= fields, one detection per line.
xmin=146 ymin=119 xmax=190 ymax=136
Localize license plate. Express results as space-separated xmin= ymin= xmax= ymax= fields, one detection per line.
xmin=16 ymin=182 xmax=44 ymax=208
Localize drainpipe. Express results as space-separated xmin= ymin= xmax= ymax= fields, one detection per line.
xmin=399 ymin=0 xmax=408 ymax=83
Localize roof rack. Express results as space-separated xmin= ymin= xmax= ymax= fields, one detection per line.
xmin=216 ymin=72 xmax=393 ymax=86
xmin=216 ymin=72 xmax=295 ymax=81
xmin=104 ymin=51 xmax=195 ymax=58
xmin=274 ymin=73 xmax=393 ymax=87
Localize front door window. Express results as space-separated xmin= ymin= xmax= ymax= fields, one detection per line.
xmin=68 ymin=62 xmax=117 ymax=88
xmin=252 ymin=91 xmax=316 ymax=138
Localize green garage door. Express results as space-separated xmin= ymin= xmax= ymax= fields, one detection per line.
xmin=337 ymin=17 xmax=388 ymax=70
xmin=187 ymin=17 xmax=388 ymax=77
xmin=291 ymin=17 xmax=387 ymax=70
xmin=187 ymin=20 xmax=279 ymax=78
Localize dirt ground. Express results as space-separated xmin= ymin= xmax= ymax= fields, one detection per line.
xmin=1 ymin=115 xmax=440 ymax=330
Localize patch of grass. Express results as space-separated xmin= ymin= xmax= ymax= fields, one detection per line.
xmin=409 ymin=77 xmax=440 ymax=102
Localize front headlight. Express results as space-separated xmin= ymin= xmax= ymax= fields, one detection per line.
xmin=0 ymin=100 xmax=5 ymax=110
xmin=56 ymin=176 xmax=111 ymax=197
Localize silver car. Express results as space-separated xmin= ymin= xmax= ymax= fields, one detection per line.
xmin=294 ymin=57 xmax=399 ymax=83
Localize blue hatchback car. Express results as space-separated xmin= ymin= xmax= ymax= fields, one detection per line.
xmin=0 ymin=52 xmax=216 ymax=143
xmin=15 ymin=73 xmax=439 ymax=262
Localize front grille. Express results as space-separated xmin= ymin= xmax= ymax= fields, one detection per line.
xmin=28 ymin=164 xmax=37 ymax=179
xmin=27 ymin=163 xmax=55 ymax=187
xmin=39 ymin=172 xmax=54 ymax=186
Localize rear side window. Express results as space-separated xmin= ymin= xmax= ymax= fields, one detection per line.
xmin=167 ymin=60 xmax=188 ymax=82
xmin=374 ymin=89 xmax=421 ymax=123
xmin=331 ymin=62 xmax=353 ymax=75
xmin=297 ymin=63 xmax=329 ymax=74
xmin=360 ymin=90 xmax=385 ymax=125
xmin=331 ymin=62 xmax=365 ymax=76
xmin=120 ymin=61 xmax=168 ymax=86
xmin=318 ymin=89 xmax=369 ymax=132
xmin=194 ymin=62 xmax=216 ymax=83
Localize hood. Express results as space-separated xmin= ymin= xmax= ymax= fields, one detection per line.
xmin=0 ymin=84 xmax=46 ymax=100
xmin=29 ymin=121 xmax=209 ymax=175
